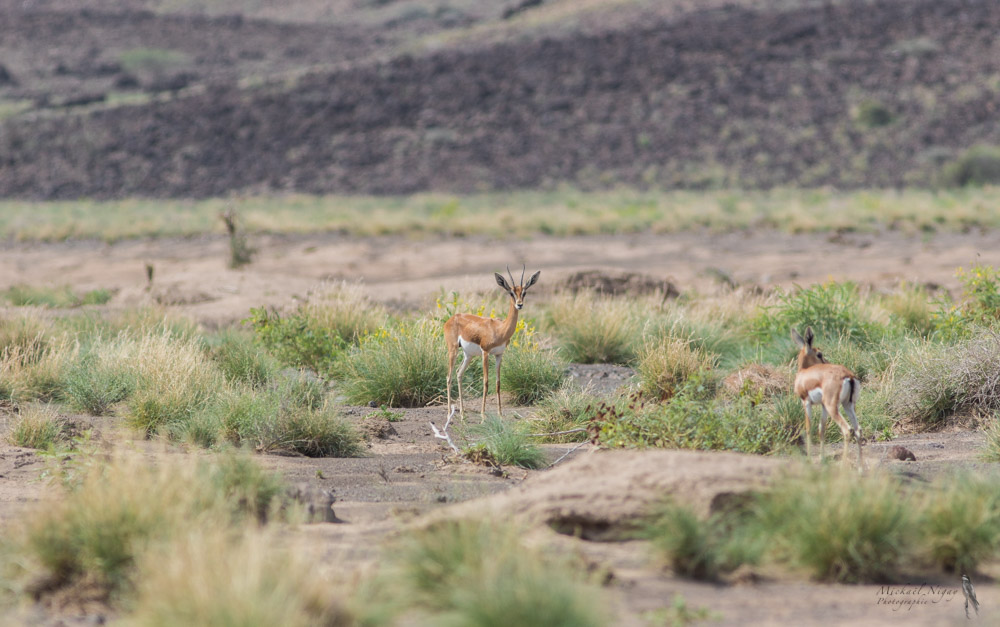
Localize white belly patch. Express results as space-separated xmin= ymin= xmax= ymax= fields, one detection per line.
xmin=459 ymin=336 xmax=505 ymax=357
xmin=808 ymin=388 xmax=824 ymax=404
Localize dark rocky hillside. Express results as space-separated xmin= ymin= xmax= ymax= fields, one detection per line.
xmin=2 ymin=0 xmax=1000 ymax=198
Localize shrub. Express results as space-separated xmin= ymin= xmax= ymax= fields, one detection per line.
xmin=300 ymin=281 xmax=387 ymax=343
xmin=941 ymin=145 xmax=1000 ymax=187
xmin=11 ymin=452 xmax=286 ymax=598
xmin=340 ymin=319 xmax=447 ymax=407
xmin=214 ymin=385 xmax=361 ymax=457
xmin=379 ymin=518 xmax=606 ymax=627
xmin=918 ymin=474 xmax=1000 ymax=574
xmin=467 ymin=415 xmax=546 ymax=469
xmin=636 ymin=336 xmax=714 ymax=399
xmin=931 ymin=262 xmax=1000 ymax=340
xmin=528 ymin=385 xmax=605 ymax=443
xmin=245 ymin=306 xmax=346 ymax=376
xmin=644 ymin=502 xmax=757 ymax=581
xmin=752 ymin=282 xmax=879 ymax=344
xmin=1 ymin=285 xmax=112 ymax=308
xmin=853 ymin=100 xmax=894 ymax=128
xmin=128 ymin=528 xmax=350 ymax=627
xmin=5 ymin=404 xmax=66 ymax=449
xmin=542 ymin=292 xmax=636 ymax=364
xmin=205 ymin=330 xmax=277 ymax=389
xmin=892 ymin=332 xmax=1000 ymax=425
xmin=595 ymin=381 xmax=798 ymax=455
xmin=881 ymin=282 xmax=935 ymax=337
xmin=757 ymin=469 xmax=913 ymax=582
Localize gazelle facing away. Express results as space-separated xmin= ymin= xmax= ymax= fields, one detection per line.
xmin=791 ymin=327 xmax=864 ymax=467
xmin=444 ymin=266 xmax=540 ymax=420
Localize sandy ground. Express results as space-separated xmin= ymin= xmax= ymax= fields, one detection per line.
xmin=2 ymin=230 xmax=1000 ymax=626
xmin=2 ymin=229 xmax=998 ymax=325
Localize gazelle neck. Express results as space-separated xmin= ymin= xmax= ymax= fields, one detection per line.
xmin=498 ymin=297 xmax=519 ymax=342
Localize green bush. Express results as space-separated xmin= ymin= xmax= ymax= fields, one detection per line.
xmin=1 ymin=285 xmax=112 ymax=308
xmin=941 ymin=145 xmax=1000 ymax=187
xmin=214 ymin=384 xmax=361 ymax=457
xmin=245 ymin=307 xmax=346 ymax=376
xmin=379 ymin=519 xmax=607 ymax=627
xmin=528 ymin=386 xmax=604 ymax=443
xmin=757 ymin=470 xmax=913 ymax=582
xmin=931 ymin=262 xmax=1000 ymax=340
xmin=752 ymin=282 xmax=879 ymax=344
xmin=596 ymin=381 xmax=798 ymax=455
xmin=892 ymin=333 xmax=1000 ymax=425
xmin=644 ymin=502 xmax=757 ymax=581
xmin=919 ymin=475 xmax=1000 ymax=574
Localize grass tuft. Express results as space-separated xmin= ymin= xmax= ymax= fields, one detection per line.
xmin=467 ymin=415 xmax=546 ymax=469
xmin=637 ymin=335 xmax=714 ymax=400
xmin=5 ymin=404 xmax=67 ymax=449
xmin=542 ymin=292 xmax=636 ymax=364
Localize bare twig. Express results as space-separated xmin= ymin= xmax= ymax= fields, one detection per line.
xmin=430 ymin=405 xmax=460 ymax=454
xmin=548 ymin=440 xmax=589 ymax=468
xmin=525 ymin=428 xmax=587 ymax=437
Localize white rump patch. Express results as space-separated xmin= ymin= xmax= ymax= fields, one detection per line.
xmin=807 ymin=388 xmax=824 ymax=404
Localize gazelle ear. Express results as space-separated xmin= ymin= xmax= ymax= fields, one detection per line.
xmin=804 ymin=327 xmax=815 ymax=346
xmin=495 ymin=273 xmax=511 ymax=292
xmin=524 ymin=270 xmax=541 ymax=290
xmin=791 ymin=328 xmax=805 ymax=347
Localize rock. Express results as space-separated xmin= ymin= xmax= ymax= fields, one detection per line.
xmin=361 ymin=418 xmax=398 ymax=440
xmin=285 ymin=482 xmax=340 ymax=523
xmin=889 ymin=445 xmax=916 ymax=461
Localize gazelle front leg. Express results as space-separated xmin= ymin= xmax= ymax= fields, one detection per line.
xmin=455 ymin=353 xmax=471 ymax=422
xmin=494 ymin=354 xmax=503 ymax=417
xmin=480 ymin=353 xmax=489 ymax=417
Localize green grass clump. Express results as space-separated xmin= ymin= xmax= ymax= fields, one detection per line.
xmin=497 ymin=342 xmax=565 ymax=406
xmin=2 ymin=284 xmax=112 ymax=308
xmin=205 ymin=330 xmax=278 ymax=389
xmin=378 ymin=518 xmax=606 ymax=627
xmin=596 ymin=382 xmax=799 ymax=455
xmin=128 ymin=528 xmax=350 ymax=627
xmin=918 ymin=474 xmax=1000 ymax=574
xmin=214 ymin=382 xmax=361 ymax=457
xmin=752 ymin=282 xmax=880 ymax=344
xmin=467 ymin=415 xmax=546 ymax=469
xmin=636 ymin=336 xmax=714 ymax=399
xmin=5 ymin=404 xmax=67 ymax=449
xmin=757 ymin=469 xmax=913 ymax=583
xmin=644 ymin=502 xmax=758 ymax=581
xmin=528 ymin=385 xmax=605 ymax=443
xmin=12 ymin=452 xmax=286 ymax=598
xmin=62 ymin=355 xmax=136 ymax=415
xmin=892 ymin=333 xmax=1000 ymax=425
xmin=542 ymin=292 xmax=636 ymax=364
xmin=340 ymin=319 xmax=446 ymax=407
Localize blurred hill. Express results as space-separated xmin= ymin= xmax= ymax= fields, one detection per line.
xmin=1 ymin=0 xmax=999 ymax=198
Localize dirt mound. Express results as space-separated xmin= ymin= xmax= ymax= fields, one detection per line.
xmin=3 ymin=0 xmax=1000 ymax=198
xmin=436 ymin=448 xmax=784 ymax=540
xmin=722 ymin=363 xmax=791 ymax=399
xmin=562 ymin=270 xmax=679 ymax=299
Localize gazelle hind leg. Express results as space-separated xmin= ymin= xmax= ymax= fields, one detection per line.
xmin=802 ymin=400 xmax=813 ymax=457
xmin=824 ymin=402 xmax=854 ymax=466
xmin=819 ymin=405 xmax=829 ymax=461
xmin=843 ymin=400 xmax=864 ymax=469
